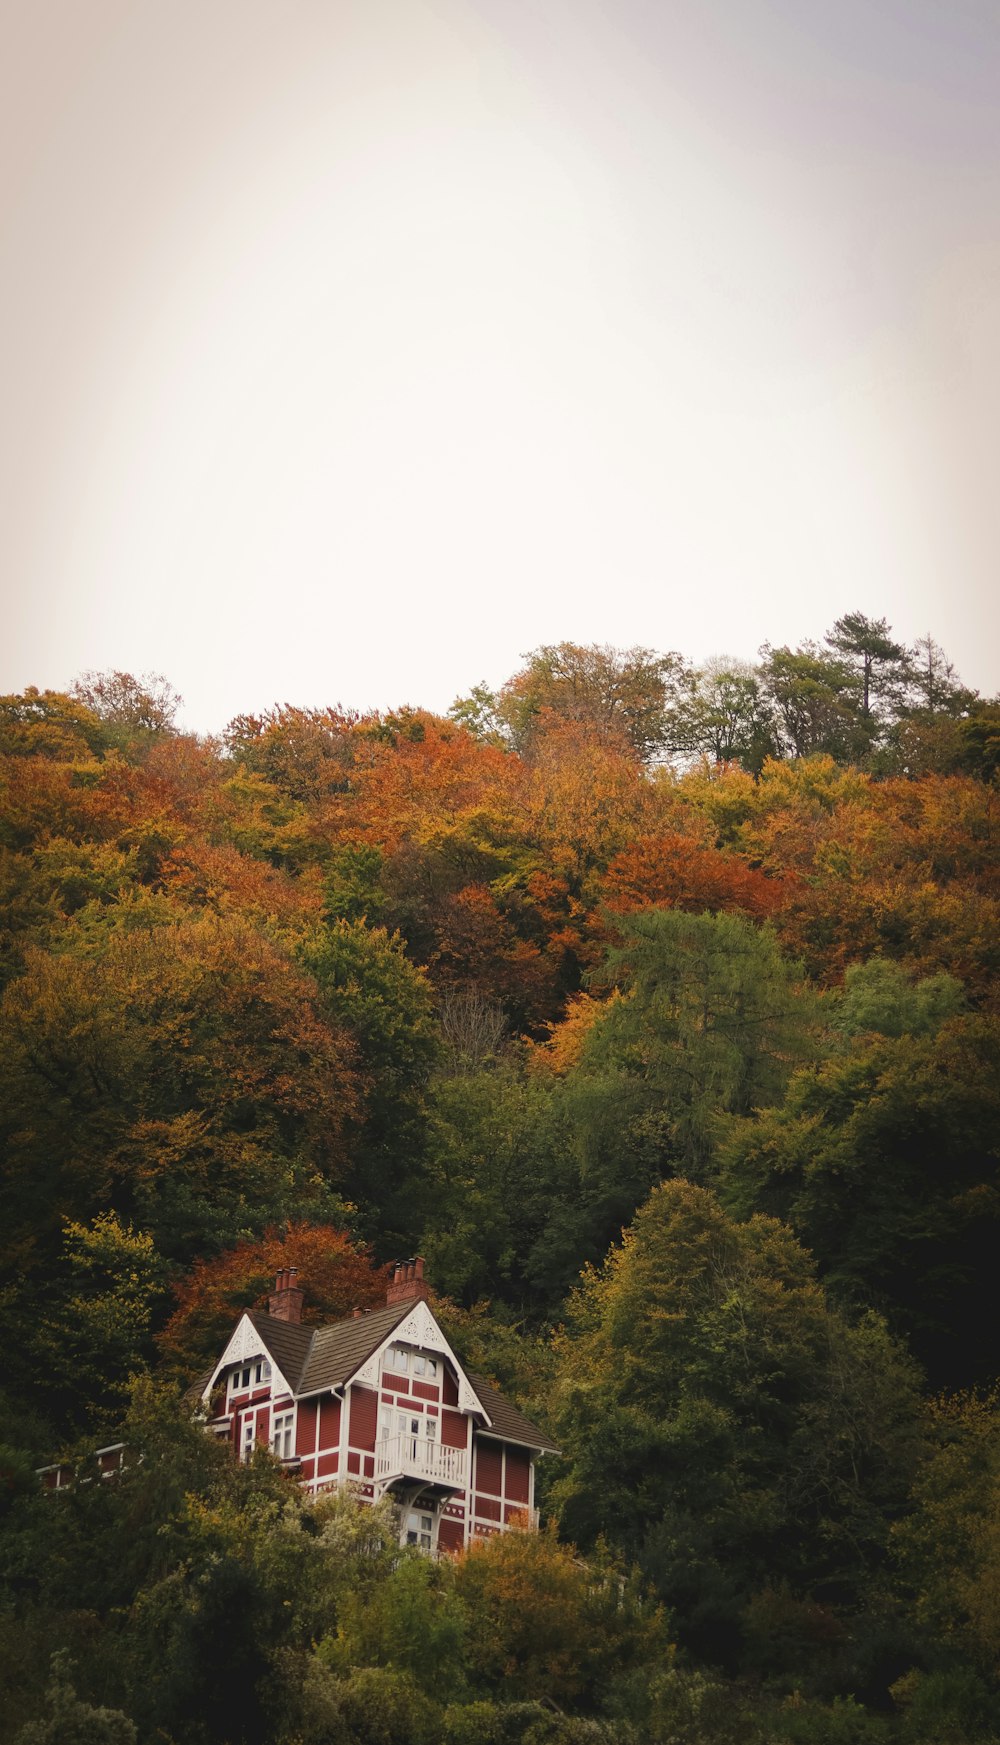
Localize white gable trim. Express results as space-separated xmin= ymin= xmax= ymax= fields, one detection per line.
xmin=350 ymin=1299 xmax=490 ymax=1422
xmin=202 ymin=1314 xmax=295 ymax=1403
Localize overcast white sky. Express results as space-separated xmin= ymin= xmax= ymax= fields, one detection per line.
xmin=2 ymin=0 xmax=998 ymax=733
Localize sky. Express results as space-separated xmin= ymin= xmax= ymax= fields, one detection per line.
xmin=2 ymin=0 xmax=998 ymax=734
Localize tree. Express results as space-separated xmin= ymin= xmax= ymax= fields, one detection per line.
xmin=718 ymin=1017 xmax=1000 ymax=1386
xmin=32 ymin=1214 xmax=167 ymax=1435
xmin=823 ymin=613 xmax=911 ymax=742
xmin=576 ymin=909 xmax=818 ymax=1180
xmin=905 ymin=636 xmax=975 ymax=718
xmin=598 ymin=831 xmax=791 ymax=925
xmin=490 ymin=642 xmax=690 ymax=763
xmin=0 ymin=688 xmax=108 ymax=762
xmin=71 ymin=671 xmax=181 ymax=738
xmin=668 ymin=658 xmax=777 ymax=771
xmin=0 ymin=908 xmax=361 ymax=1274
xmin=157 ymin=1222 xmax=388 ymax=1372
xmin=551 ymin=1181 xmax=922 ymax=1667
xmin=223 ymin=704 xmax=358 ymax=803
xmin=893 ymin=1390 xmax=1000 ymax=1682
xmin=758 ymin=644 xmax=860 ymax=762
xmin=14 ymin=1652 xmax=137 ymax=1745
xmin=833 ymin=960 xmax=966 ymax=1040
xmin=452 ymin=1528 xmax=669 ymax=1709
xmin=298 ymin=918 xmax=439 ymax=1247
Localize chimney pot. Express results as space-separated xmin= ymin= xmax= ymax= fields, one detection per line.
xmin=269 ymin=1266 xmax=305 ymax=1324
xmin=385 ymin=1254 xmax=430 ymax=1307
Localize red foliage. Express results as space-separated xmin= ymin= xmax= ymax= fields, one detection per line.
xmin=598 ymin=832 xmax=793 ymax=923
xmin=158 ymin=1222 xmax=390 ymax=1370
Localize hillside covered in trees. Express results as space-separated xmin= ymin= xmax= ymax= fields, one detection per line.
xmin=1 ymin=616 xmax=998 ymax=1744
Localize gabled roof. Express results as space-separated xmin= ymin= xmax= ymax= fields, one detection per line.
xmin=252 ymin=1300 xmax=413 ymax=1397
xmin=245 ymin=1313 xmax=315 ymax=1394
xmin=215 ymin=1299 xmax=559 ymax=1457
xmin=470 ymin=1372 xmax=561 ymax=1455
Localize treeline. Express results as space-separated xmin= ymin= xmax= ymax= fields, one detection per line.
xmin=0 ymin=622 xmax=998 ymax=1744
xmin=450 ymin=618 xmax=998 ymax=775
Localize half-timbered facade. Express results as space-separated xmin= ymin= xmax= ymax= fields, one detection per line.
xmin=200 ymin=1260 xmax=558 ymax=1554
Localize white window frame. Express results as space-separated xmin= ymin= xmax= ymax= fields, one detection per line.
xmin=229 ymin=1357 xmax=271 ymax=1398
xmin=271 ymin=1409 xmax=295 ymax=1461
xmin=404 ymin=1507 xmax=436 ymax=1551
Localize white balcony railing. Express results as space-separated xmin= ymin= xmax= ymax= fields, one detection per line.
xmin=375 ymin=1434 xmax=467 ymax=1491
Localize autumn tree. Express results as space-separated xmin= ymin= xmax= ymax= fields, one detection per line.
xmin=224 ymin=704 xmax=358 ymax=803
xmin=71 ymin=670 xmax=181 ymax=739
xmin=459 ymin=641 xmax=690 ymax=763
xmin=0 ymin=907 xmax=360 ymax=1275
xmin=158 ymin=1223 xmax=388 ymax=1372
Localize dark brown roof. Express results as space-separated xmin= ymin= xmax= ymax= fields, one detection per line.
xmin=470 ymin=1371 xmax=561 ymax=1455
xmin=297 ymin=1301 xmax=414 ymax=1394
xmin=247 ymin=1313 xmax=315 ymax=1394
xmin=233 ymin=1304 xmax=559 ymax=1455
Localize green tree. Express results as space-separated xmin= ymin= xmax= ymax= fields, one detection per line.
xmin=31 ymin=1214 xmax=166 ymax=1436
xmin=758 ymin=644 xmax=860 ymax=762
xmin=551 ymin=1181 xmax=922 ymax=1668
xmin=670 ymin=658 xmax=777 ymax=772
xmin=718 ymin=1017 xmax=1000 ymax=1385
xmin=833 ymin=960 xmax=966 ymax=1040
xmin=893 ymin=1391 xmax=1000 ymax=1683
xmin=13 ymin=1652 xmax=136 ymax=1745
xmin=576 ymin=909 xmax=818 ymax=1181
xmin=823 ymin=613 xmax=911 ymax=745
xmin=299 ymin=918 xmax=439 ymax=1248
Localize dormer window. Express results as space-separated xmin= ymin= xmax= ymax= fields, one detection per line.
xmin=413 ymin=1355 xmax=438 ymax=1379
xmin=384 ymin=1345 xmax=409 ymax=1373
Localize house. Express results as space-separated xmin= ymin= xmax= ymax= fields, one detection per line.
xmin=200 ymin=1259 xmax=559 ymax=1554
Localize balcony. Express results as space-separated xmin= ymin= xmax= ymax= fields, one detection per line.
xmin=375 ymin=1433 xmax=467 ymax=1493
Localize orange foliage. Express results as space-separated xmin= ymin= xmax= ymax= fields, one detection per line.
xmin=156 ymin=839 xmax=322 ymax=932
xmin=598 ymin=831 xmax=793 ymax=922
xmin=158 ymin=1222 xmax=389 ymax=1369
xmin=321 ymin=712 xmax=526 ymax=856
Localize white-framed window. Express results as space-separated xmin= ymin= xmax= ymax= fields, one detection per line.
xmin=412 ymin=1355 xmax=438 ymax=1379
xmin=405 ymin=1509 xmax=434 ymax=1550
xmin=397 ymin=1411 xmax=436 ymax=1446
xmin=241 ymin=1417 xmax=255 ymax=1462
xmin=229 ymin=1358 xmax=271 ymax=1396
xmin=384 ymin=1345 xmax=409 ymax=1373
xmin=379 ymin=1406 xmax=393 ymax=1442
xmin=271 ymin=1411 xmax=294 ymax=1460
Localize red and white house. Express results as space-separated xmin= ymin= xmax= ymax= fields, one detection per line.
xmin=200 ymin=1259 xmax=559 ymax=1555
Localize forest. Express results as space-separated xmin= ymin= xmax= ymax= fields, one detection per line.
xmin=0 ymin=615 xmax=998 ymax=1744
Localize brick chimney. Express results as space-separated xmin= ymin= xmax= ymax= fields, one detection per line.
xmin=386 ymin=1257 xmax=429 ymax=1307
xmin=269 ymin=1267 xmax=304 ymax=1323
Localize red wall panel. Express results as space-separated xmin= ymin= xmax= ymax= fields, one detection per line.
xmin=504 ymin=1446 xmax=529 ymax=1503
xmin=475 ymin=1443 xmax=502 ymax=1496
xmin=349 ymin=1385 xmax=378 ymax=1451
